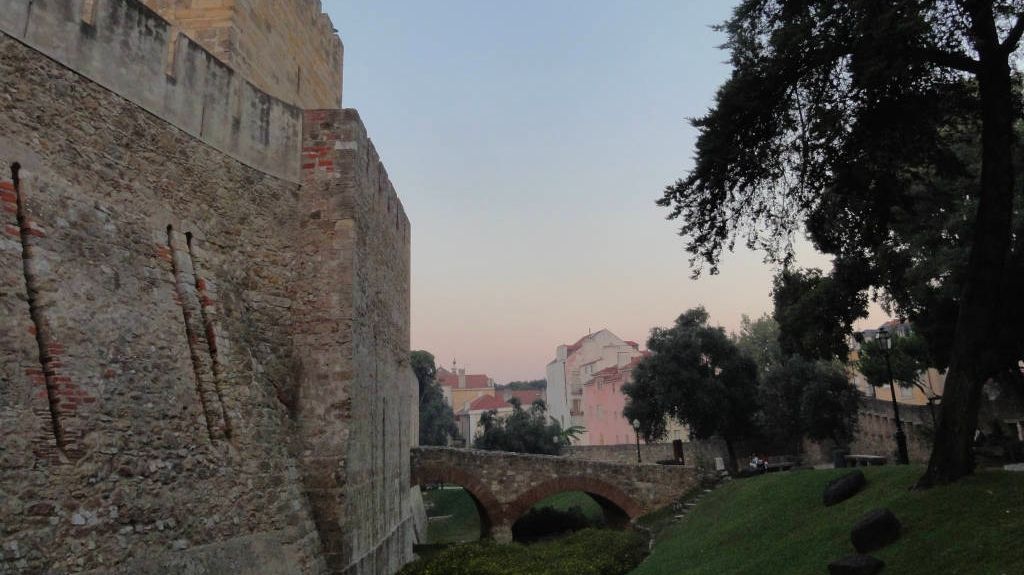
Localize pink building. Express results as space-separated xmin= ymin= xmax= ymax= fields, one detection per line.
xmin=583 ymin=360 xmax=637 ymax=445
xmin=545 ymin=329 xmax=643 ymax=434
xmin=582 ymin=355 xmax=688 ymax=446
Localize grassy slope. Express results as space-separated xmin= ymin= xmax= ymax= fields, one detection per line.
xmin=424 ymin=488 xmax=482 ymax=543
xmin=631 ymin=467 xmax=1024 ymax=575
xmin=424 ymin=488 xmax=604 ymax=543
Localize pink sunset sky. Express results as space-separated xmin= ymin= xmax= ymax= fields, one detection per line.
xmin=327 ymin=1 xmax=890 ymax=382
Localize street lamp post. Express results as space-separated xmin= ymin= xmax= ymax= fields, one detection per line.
xmin=631 ymin=419 xmax=642 ymax=464
xmin=878 ymin=328 xmax=910 ymax=465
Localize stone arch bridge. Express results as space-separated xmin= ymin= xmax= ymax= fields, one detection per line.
xmin=411 ymin=446 xmax=700 ymax=542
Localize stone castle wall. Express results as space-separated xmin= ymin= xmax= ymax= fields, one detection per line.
xmin=0 ymin=1 xmax=414 ymax=573
xmin=0 ymin=28 xmax=322 ymax=572
xmin=849 ymin=398 xmax=935 ymax=464
xmin=141 ymin=0 xmax=344 ymax=109
xmin=564 ymin=440 xmax=731 ymax=468
xmin=294 ymin=109 xmax=415 ymax=574
xmin=0 ymin=0 xmax=303 ymax=182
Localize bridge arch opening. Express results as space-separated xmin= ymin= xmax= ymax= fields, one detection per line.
xmin=505 ymin=478 xmax=640 ymax=542
xmin=510 ymin=490 xmax=631 ymax=542
xmin=411 ymin=465 xmax=501 ymax=542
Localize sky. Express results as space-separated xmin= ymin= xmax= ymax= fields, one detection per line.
xmin=324 ymin=1 xmax=886 ymax=383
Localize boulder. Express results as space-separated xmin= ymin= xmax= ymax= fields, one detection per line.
xmin=823 ymin=470 xmax=866 ymax=506
xmin=828 ymin=554 xmax=886 ymax=575
xmin=851 ymin=508 xmax=901 ymax=553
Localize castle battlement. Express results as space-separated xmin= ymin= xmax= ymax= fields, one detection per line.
xmin=142 ymin=0 xmax=344 ymax=110
xmin=0 ymin=0 xmax=340 ymax=183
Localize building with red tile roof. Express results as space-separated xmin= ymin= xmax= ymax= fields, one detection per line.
xmin=436 ymin=362 xmax=498 ymax=413
xmin=544 ymin=329 xmax=643 ymax=443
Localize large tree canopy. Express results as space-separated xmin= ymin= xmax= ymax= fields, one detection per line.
xmin=473 ymin=399 xmax=568 ymax=455
xmin=411 ymin=350 xmax=459 ymax=446
xmin=732 ymin=315 xmax=861 ymax=450
xmin=661 ymin=0 xmax=1024 ymax=485
xmin=623 ymin=307 xmax=761 ymax=469
xmin=732 ymin=313 xmax=784 ymax=375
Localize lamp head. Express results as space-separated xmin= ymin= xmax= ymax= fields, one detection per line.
xmin=878 ymin=327 xmax=891 ymax=350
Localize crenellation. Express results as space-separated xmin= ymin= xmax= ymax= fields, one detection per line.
xmin=0 ymin=0 xmax=304 ymax=182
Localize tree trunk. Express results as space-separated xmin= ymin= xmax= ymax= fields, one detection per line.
xmin=919 ymin=6 xmax=1016 ymax=487
xmin=724 ymin=437 xmax=739 ymax=473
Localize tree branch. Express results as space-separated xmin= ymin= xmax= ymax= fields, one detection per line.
xmin=913 ymin=47 xmax=981 ymax=73
xmin=1001 ymin=15 xmax=1024 ymax=53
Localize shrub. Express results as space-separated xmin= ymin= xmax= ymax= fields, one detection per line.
xmin=511 ymin=505 xmax=597 ymax=542
xmin=398 ymin=528 xmax=647 ymax=575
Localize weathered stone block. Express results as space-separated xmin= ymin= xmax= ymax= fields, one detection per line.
xmin=823 ymin=470 xmax=867 ymax=507
xmin=851 ymin=508 xmax=901 ymax=553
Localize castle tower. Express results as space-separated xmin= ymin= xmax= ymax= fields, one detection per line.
xmin=141 ymin=0 xmax=344 ymax=109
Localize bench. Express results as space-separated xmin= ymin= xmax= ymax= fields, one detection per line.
xmin=845 ymin=454 xmax=888 ymax=467
xmin=764 ymin=456 xmax=798 ymax=472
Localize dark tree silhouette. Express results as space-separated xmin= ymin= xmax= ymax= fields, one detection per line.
xmin=660 ymin=0 xmax=1024 ymax=486
xmin=623 ymin=308 xmax=760 ymax=470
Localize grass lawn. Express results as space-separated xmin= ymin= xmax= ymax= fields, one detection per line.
xmin=423 ymin=487 xmax=482 ymax=543
xmin=532 ymin=491 xmax=606 ymax=523
xmin=423 ymin=487 xmax=608 ymax=543
xmin=630 ymin=466 xmax=1024 ymax=575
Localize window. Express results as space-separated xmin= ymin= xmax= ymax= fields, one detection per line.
xmin=899 ymin=385 xmax=914 ymax=399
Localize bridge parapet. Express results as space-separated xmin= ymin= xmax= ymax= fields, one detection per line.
xmin=410 ymin=446 xmax=699 ymax=542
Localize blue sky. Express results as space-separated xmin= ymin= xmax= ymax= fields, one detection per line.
xmin=323 ymin=1 xmax=879 ymax=382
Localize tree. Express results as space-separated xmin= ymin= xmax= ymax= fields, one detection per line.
xmin=732 ymin=313 xmax=783 ymax=376
xmin=733 ymin=316 xmax=861 ymax=451
xmin=759 ymin=356 xmax=861 ymax=448
xmin=658 ymin=0 xmax=1024 ymax=486
xmin=411 ymin=350 xmax=438 ymax=398
xmin=856 ymin=332 xmax=935 ymax=393
xmin=411 ymin=350 xmax=459 ymax=446
xmin=473 ymin=398 xmax=566 ymax=455
xmin=772 ymin=268 xmax=869 ymax=361
xmin=500 ymin=379 xmax=547 ymax=391
xmin=623 ymin=307 xmax=761 ymax=469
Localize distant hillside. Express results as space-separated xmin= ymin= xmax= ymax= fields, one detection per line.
xmin=499 ymin=379 xmax=547 ymax=391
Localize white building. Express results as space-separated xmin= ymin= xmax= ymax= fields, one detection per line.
xmin=545 ymin=329 xmax=642 ymax=439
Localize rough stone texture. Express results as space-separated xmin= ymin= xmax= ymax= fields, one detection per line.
xmin=828 ymin=554 xmax=886 ymax=575
xmin=849 ymin=398 xmax=936 ymax=464
xmin=141 ymin=0 xmax=344 ymax=109
xmin=297 ymin=109 xmax=415 ymax=575
xmin=411 ymin=447 xmax=700 ymax=542
xmin=851 ymin=508 xmax=902 ymax=553
xmin=0 ymin=5 xmax=414 ymax=574
xmin=564 ymin=440 xmax=730 ymax=468
xmin=823 ymin=470 xmax=867 ymax=507
xmin=0 ymin=0 xmax=303 ymax=182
